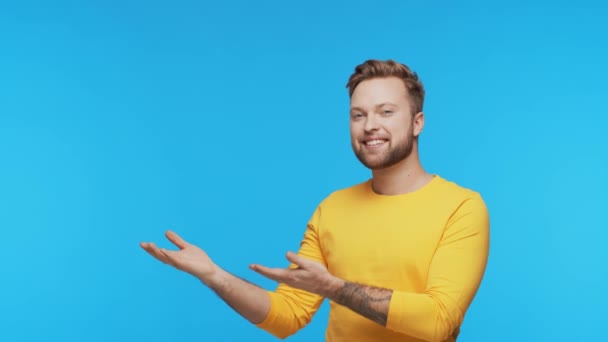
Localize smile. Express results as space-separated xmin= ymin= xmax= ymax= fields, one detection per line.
xmin=364 ymin=139 xmax=387 ymax=146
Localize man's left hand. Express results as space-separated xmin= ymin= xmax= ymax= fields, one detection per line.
xmin=250 ymin=252 xmax=344 ymax=298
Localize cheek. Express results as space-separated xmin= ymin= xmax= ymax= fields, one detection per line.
xmin=394 ymin=118 xmax=413 ymax=137
xmin=349 ymin=124 xmax=359 ymax=140
xmin=349 ymin=133 xmax=358 ymax=147
xmin=349 ymin=133 xmax=362 ymax=150
xmin=381 ymin=120 xmax=400 ymax=137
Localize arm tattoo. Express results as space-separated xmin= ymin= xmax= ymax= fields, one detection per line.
xmin=332 ymin=281 xmax=393 ymax=326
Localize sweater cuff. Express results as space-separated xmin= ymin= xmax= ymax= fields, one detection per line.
xmin=255 ymin=291 xmax=288 ymax=339
xmin=387 ymin=291 xmax=436 ymax=340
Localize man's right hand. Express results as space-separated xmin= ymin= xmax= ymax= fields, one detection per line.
xmin=141 ymin=230 xmax=273 ymax=325
xmin=140 ymin=230 xmax=218 ymax=284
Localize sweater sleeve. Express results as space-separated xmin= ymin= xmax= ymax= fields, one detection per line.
xmin=386 ymin=193 xmax=490 ymax=342
xmin=256 ymin=206 xmax=326 ymax=339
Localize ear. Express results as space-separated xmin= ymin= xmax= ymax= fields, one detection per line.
xmin=413 ymin=111 xmax=425 ymax=137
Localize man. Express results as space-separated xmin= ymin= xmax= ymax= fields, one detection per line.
xmin=141 ymin=59 xmax=490 ymax=342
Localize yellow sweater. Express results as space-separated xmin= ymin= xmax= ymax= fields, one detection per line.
xmin=257 ymin=175 xmax=490 ymax=342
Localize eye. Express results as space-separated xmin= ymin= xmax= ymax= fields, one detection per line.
xmin=382 ymin=110 xmax=393 ymax=116
xmin=352 ymin=113 xmax=364 ymax=119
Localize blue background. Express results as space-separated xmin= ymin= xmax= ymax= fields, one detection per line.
xmin=1 ymin=0 xmax=606 ymax=341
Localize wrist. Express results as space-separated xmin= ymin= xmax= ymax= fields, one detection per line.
xmin=323 ymin=274 xmax=345 ymax=299
xmin=197 ymin=264 xmax=223 ymax=288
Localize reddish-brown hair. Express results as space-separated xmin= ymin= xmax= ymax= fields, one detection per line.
xmin=346 ymin=59 xmax=425 ymax=115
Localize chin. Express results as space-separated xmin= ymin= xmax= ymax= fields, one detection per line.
xmin=358 ymin=156 xmax=391 ymax=170
xmin=366 ymin=162 xmax=393 ymax=171
xmin=359 ymin=152 xmax=407 ymax=171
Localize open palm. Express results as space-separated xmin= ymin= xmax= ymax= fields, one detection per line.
xmin=140 ymin=230 xmax=217 ymax=281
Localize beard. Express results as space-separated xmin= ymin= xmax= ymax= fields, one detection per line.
xmin=352 ymin=129 xmax=415 ymax=170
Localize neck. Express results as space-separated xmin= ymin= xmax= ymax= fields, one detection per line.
xmin=370 ymin=149 xmax=433 ymax=196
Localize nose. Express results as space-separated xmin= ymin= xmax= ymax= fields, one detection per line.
xmin=364 ymin=114 xmax=379 ymax=132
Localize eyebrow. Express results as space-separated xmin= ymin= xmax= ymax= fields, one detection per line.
xmin=350 ymin=102 xmax=398 ymax=112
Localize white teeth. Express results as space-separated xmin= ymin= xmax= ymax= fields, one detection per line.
xmin=365 ymin=139 xmax=386 ymax=146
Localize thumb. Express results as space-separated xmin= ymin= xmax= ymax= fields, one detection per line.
xmin=286 ymin=251 xmax=311 ymax=268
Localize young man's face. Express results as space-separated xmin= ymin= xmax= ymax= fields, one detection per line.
xmin=349 ymin=77 xmax=422 ymax=170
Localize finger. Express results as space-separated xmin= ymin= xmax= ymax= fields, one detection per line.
xmin=250 ymin=264 xmax=291 ymax=283
xmin=142 ymin=242 xmax=170 ymax=264
xmin=165 ymin=230 xmax=188 ymax=250
xmin=159 ymin=248 xmax=179 ymax=267
xmin=140 ymin=241 xmax=156 ymax=255
xmin=148 ymin=243 xmax=170 ymax=264
xmin=285 ymin=251 xmax=312 ymax=268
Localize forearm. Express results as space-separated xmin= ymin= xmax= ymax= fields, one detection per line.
xmin=327 ymin=278 xmax=457 ymax=341
xmin=328 ymin=278 xmax=393 ymax=326
xmin=202 ymin=268 xmax=271 ymax=324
